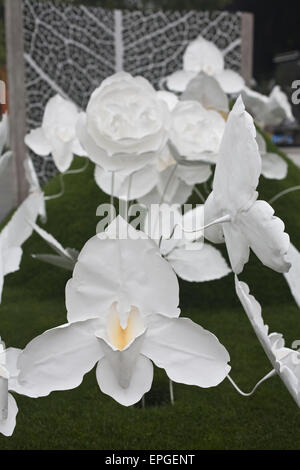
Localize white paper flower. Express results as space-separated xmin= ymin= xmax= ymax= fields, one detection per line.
xmin=204 ymin=96 xmax=290 ymax=275
xmin=143 ymin=204 xmax=231 ymax=283
xmin=167 ymin=36 xmax=245 ymax=94
xmin=235 ymin=277 xmax=300 ymax=408
xmin=181 ymin=72 xmax=229 ymax=115
xmin=0 ymin=191 xmax=43 ymax=303
xmin=25 ymin=95 xmax=87 ymax=173
xmin=256 ymin=132 xmax=288 ymax=180
xmin=17 ymin=217 xmax=230 ymax=406
xmin=77 ymin=72 xmax=171 ymax=174
xmin=31 ymin=222 xmax=78 ymax=271
xmin=170 ymin=101 xmax=226 ymax=163
xmin=242 ymin=85 xmax=294 ymax=127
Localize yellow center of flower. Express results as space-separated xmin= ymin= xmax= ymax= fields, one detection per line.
xmin=107 ymin=304 xmax=144 ymax=351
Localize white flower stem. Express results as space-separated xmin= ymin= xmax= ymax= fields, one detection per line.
xmin=44 ymin=173 xmax=65 ymax=201
xmin=227 ymin=369 xmax=276 ymax=397
xmin=64 ymin=158 xmax=89 ymax=175
xmin=141 ymin=395 xmax=145 ymax=408
xmin=169 ymin=379 xmax=175 ymax=405
xmin=0 ymin=377 xmax=8 ymax=420
xmin=269 ymin=185 xmax=300 ymax=205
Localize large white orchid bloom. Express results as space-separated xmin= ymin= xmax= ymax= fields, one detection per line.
xmin=0 ymin=191 xmax=43 ymax=303
xmin=242 ymin=85 xmax=294 ymax=127
xmin=143 ymin=204 xmax=231 ymax=283
xmin=256 ymin=132 xmax=288 ymax=180
xmin=167 ymin=36 xmax=245 ymax=95
xmin=17 ymin=217 xmax=230 ymax=406
xmin=204 ymin=96 xmax=290 ymax=275
xmin=25 ymin=95 xmax=87 ymax=173
xmin=235 ymin=277 xmax=300 ymax=408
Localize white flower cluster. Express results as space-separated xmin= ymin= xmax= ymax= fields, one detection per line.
xmin=0 ymin=36 xmax=299 ymax=437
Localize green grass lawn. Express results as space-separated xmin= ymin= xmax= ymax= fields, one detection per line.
xmin=0 ymin=137 xmax=300 ymax=449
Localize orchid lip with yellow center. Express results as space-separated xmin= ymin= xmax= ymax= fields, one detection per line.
xmin=102 ymin=303 xmax=145 ymax=352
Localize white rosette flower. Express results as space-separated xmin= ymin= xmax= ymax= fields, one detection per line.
xmin=256 ymin=132 xmax=288 ymax=180
xmin=0 ymin=191 xmax=44 ymax=303
xmin=25 ymin=94 xmax=87 ymax=173
xmin=241 ymin=85 xmax=295 ymax=127
xmin=204 ymin=96 xmax=291 ymax=275
xmin=143 ymin=204 xmax=231 ymax=283
xmin=166 ymin=36 xmax=245 ymax=94
xmin=170 ymin=100 xmax=226 ymax=165
xmin=24 ymin=156 xmax=46 ymax=221
xmin=17 ymin=217 xmax=230 ymax=406
xmin=283 ymin=243 xmax=300 ymax=308
xmin=235 ymin=278 xmax=300 ymax=408
xmin=78 ymin=72 xmax=171 ymax=176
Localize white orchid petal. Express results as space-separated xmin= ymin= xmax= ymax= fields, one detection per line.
xmin=181 ymin=71 xmax=229 ymax=112
xmin=96 ymin=332 xmax=153 ymax=406
xmin=166 ymin=70 xmax=197 ymax=93
xmin=142 ymin=315 xmax=230 ymax=388
xmin=94 ymin=164 xmax=158 ymax=201
xmin=261 ymin=153 xmax=288 ymax=180
xmin=96 ymin=354 xmax=153 ymax=407
xmin=239 ymin=200 xmax=291 ymax=273
xmin=0 ymin=393 xmax=18 ymax=437
xmin=167 ymin=244 xmax=231 ymax=282
xmin=183 ymin=36 xmax=224 ymax=76
xmin=66 ymin=217 xmax=180 ymax=323
xmin=24 ymin=128 xmax=51 ymax=156
xmin=18 ymin=320 xmax=103 ymax=397
xmin=213 ymin=96 xmax=261 ymax=213
xmin=203 ymin=192 xmax=224 ymax=244
xmin=222 ymin=223 xmax=250 ymax=275
xmin=215 ymin=69 xmax=245 ymax=94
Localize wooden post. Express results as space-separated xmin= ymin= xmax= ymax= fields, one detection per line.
xmin=5 ymin=0 xmax=28 ymax=206
xmin=241 ymin=12 xmax=254 ymax=86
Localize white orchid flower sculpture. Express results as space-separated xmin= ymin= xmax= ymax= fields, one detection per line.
xmin=166 ymin=36 xmax=245 ymax=95
xmin=241 ymin=85 xmax=295 ymax=128
xmin=204 ymin=96 xmax=291 ymax=275
xmin=235 ymin=278 xmax=300 ymax=407
xmin=25 ymin=94 xmax=87 ymax=173
xmin=1 ymin=31 xmax=300 ymax=438
xmin=17 ymin=217 xmax=231 ymax=406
